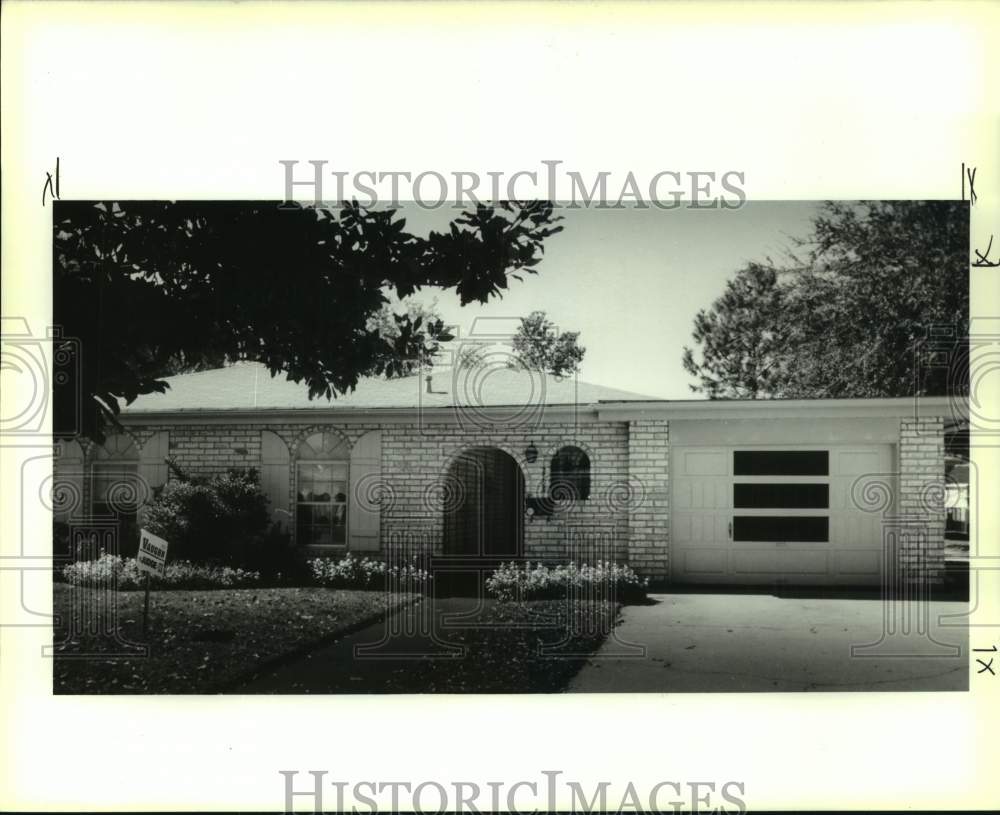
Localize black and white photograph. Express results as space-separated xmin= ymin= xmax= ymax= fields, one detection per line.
xmin=48 ymin=198 xmax=971 ymax=694
xmin=2 ymin=1 xmax=998 ymax=813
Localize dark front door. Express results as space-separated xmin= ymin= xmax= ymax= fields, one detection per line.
xmin=443 ymin=447 xmax=524 ymax=558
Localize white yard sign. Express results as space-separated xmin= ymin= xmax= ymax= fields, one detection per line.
xmin=137 ymin=529 xmax=170 ymax=578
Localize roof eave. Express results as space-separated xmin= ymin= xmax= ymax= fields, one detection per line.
xmin=598 ymin=395 xmax=968 ymax=422
xmin=118 ymin=402 xmax=609 ymax=425
xmin=117 ymin=395 xmax=968 ymax=426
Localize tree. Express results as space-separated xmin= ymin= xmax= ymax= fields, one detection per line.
xmin=367 ymin=297 xmax=454 ymax=378
xmin=54 ymin=200 xmax=562 ymax=441
xmin=682 ymin=201 xmax=968 ymax=398
xmin=682 ymin=263 xmax=788 ymax=398
xmin=777 ymin=200 xmax=969 ymax=398
xmin=509 ymin=311 xmax=586 ymax=377
xmin=454 ymin=342 xmax=488 ymax=370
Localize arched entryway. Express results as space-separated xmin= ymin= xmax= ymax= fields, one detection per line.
xmin=443 ymin=447 xmax=525 ymax=558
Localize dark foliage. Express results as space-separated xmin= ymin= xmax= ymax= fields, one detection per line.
xmin=53 ymin=201 xmax=562 ymax=441
xmin=141 ymin=468 xmax=272 ymax=565
xmin=683 ymin=201 xmax=969 ymax=398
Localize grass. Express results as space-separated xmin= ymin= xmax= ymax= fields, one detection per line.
xmin=52 ymin=583 xmax=417 ymax=694
xmin=238 ymin=598 xmax=621 ymax=693
xmin=387 ymin=599 xmax=621 ymax=693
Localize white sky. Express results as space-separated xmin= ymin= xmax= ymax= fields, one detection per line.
xmin=396 ymin=202 xmax=822 ymax=399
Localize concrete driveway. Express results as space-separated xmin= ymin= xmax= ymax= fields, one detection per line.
xmin=568 ymin=591 xmax=969 ymax=692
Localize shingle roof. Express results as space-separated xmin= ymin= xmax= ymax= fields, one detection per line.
xmin=121 ymin=362 xmax=660 ymax=414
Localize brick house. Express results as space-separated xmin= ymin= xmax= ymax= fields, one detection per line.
xmin=53 ymin=362 xmax=965 ymax=586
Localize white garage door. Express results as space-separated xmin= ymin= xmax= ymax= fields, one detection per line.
xmin=671 ymin=445 xmax=894 ymax=586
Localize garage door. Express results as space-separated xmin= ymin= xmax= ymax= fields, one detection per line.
xmin=671 ymin=445 xmax=894 ymax=586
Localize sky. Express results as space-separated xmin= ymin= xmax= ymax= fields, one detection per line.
xmin=393 ymin=202 xmax=823 ymax=399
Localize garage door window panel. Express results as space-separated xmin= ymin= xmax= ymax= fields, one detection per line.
xmin=734 ymin=450 xmax=829 ymax=476
xmin=733 ymin=515 xmax=829 ymax=542
xmin=734 ymin=483 xmax=829 ymax=509
xmin=732 ymin=449 xmax=830 ymax=543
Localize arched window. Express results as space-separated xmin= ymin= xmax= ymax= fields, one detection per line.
xmin=296 ymin=431 xmax=350 ymax=547
xmin=550 ymin=446 xmax=591 ymax=501
xmin=90 ymin=434 xmax=141 ymax=545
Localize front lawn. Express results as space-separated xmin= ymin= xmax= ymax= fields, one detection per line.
xmin=388 ymin=599 xmax=621 ymax=693
xmin=52 ymin=584 xmax=416 ymax=693
xmin=239 ymin=598 xmax=620 ymax=693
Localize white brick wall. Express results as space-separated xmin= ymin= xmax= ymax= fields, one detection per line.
xmin=627 ymin=419 xmax=670 ymax=578
xmin=86 ymin=414 xmax=941 ymax=586
xmin=380 ymin=422 xmax=632 ymax=563
xmin=106 ymin=419 xmax=646 ymax=567
xmin=897 ymin=417 xmax=947 ymax=584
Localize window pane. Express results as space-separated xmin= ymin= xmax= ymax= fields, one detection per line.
xmin=299 ymin=434 xmax=350 ymax=461
xmin=304 ymin=525 xmax=334 ymax=547
xmin=330 ymin=512 xmax=346 ymax=544
xmin=296 ymin=459 xmax=349 ymax=546
xmin=734 ymin=483 xmax=829 ymax=509
xmin=301 ymin=464 xmax=328 ymax=487
xmin=331 ymin=482 xmax=347 ymax=503
xmin=297 ymin=518 xmax=346 ymax=547
xmin=734 ymin=450 xmax=828 ymax=476
xmin=733 ymin=516 xmax=829 ymax=542
xmin=311 ymin=506 xmax=335 ymax=524
xmin=550 ymin=446 xmax=591 ymax=500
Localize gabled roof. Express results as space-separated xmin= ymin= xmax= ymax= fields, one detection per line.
xmin=121 ymin=362 xmax=659 ymax=414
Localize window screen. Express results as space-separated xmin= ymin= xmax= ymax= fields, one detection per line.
xmin=733 ymin=450 xmax=828 ymax=476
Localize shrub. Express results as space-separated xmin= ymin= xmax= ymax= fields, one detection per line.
xmin=61 ymin=553 xmax=261 ymax=590
xmin=238 ymin=523 xmax=305 ymax=584
xmin=142 ymin=469 xmax=270 ymax=565
xmin=485 ymin=561 xmax=648 ymax=604
xmin=53 ymin=522 xmax=71 ymax=561
xmin=307 ymin=554 xmax=432 ymax=592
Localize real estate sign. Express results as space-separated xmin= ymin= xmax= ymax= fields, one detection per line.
xmin=137 ymin=529 xmax=169 ymax=578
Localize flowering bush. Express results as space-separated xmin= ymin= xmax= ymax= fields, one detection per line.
xmin=307 ymin=554 xmax=432 ymax=591
xmin=485 ymin=561 xmax=648 ymax=604
xmin=61 ymin=553 xmax=261 ymax=590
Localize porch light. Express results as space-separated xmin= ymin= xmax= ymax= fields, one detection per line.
xmin=525 ymin=443 xmax=538 ymax=463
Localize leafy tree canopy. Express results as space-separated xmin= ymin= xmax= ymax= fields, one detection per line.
xmin=54 ymin=200 xmax=562 ymax=441
xmin=510 ymin=310 xmax=586 ymax=377
xmin=681 ymin=263 xmax=787 ymax=399
xmin=367 ymin=297 xmax=454 ymax=379
xmin=683 ymin=201 xmax=969 ymax=399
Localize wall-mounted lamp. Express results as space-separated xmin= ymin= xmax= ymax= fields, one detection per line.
xmin=525 ymin=443 xmax=538 ymax=464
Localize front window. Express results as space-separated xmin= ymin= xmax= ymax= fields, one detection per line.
xmin=296 ymin=461 xmax=348 ymax=547
xmin=550 ymin=446 xmax=591 ymax=501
